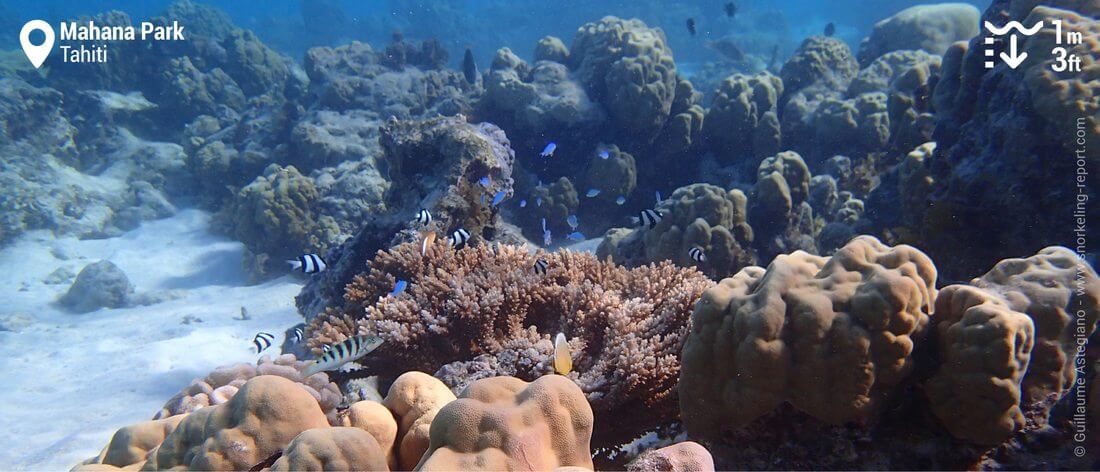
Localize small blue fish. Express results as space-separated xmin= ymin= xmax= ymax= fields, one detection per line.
xmin=541 ymin=142 xmax=557 ymax=157
xmin=586 ymin=189 xmax=600 ymax=198
xmin=616 ymin=196 xmax=626 ymax=205
xmin=519 ymin=199 xmax=527 ymax=208
xmin=541 ymin=217 xmax=548 ymax=233
xmin=492 ymin=190 xmax=506 ymax=206
xmin=544 ymin=229 xmax=553 ymax=246
xmin=656 ymin=191 xmax=663 ymax=203
xmin=598 ymin=149 xmax=610 ymax=159
xmin=479 ymin=176 xmax=491 ymax=188
xmin=480 ymin=194 xmax=486 ymax=204
xmin=566 ymin=232 xmax=585 ymax=241
xmin=536 ymin=197 xmax=543 ymax=207
xmin=389 ymin=279 xmax=408 ymax=297
xmin=566 ymin=215 xmax=579 ymax=230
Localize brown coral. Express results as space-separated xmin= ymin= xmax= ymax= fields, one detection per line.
xmin=270 ymin=427 xmax=390 ymax=471
xmin=76 ymin=415 xmax=186 ymax=470
xmin=680 ymin=236 xmax=937 ymax=440
xmin=415 ymin=375 xmax=595 ymax=471
xmin=626 ymin=441 xmax=715 ymax=472
xmin=307 ymin=240 xmax=714 ymax=446
xmin=382 ymin=372 xmax=458 ymax=470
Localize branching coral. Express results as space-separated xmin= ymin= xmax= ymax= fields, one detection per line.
xmin=306 ymin=240 xmax=714 ymax=446
xmin=416 ymin=375 xmax=595 ymax=471
xmin=680 ymin=236 xmax=937 ymax=440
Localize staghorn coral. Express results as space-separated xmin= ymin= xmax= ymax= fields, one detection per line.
xmin=220 ymin=163 xmax=340 ymax=280
xmin=856 ymin=3 xmax=980 ymax=66
xmin=154 ymin=354 xmax=344 ymax=425
xmin=307 ymin=241 xmax=713 ymax=447
xmin=680 ymin=236 xmax=937 ymax=440
xmin=598 ymin=183 xmax=756 ymax=280
xmin=148 ymin=375 xmax=331 ymax=470
xmin=570 ymin=16 xmax=678 ymax=138
xmin=269 ymin=427 xmax=390 ymax=472
xmin=415 ymin=375 xmax=594 ymax=471
xmin=382 ymin=372 xmax=458 ymax=471
xmin=703 ymin=72 xmax=783 ymax=169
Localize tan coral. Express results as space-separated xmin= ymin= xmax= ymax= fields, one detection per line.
xmin=381 ymin=372 xmax=457 ymax=471
xmin=270 ymin=427 xmax=389 ymax=471
xmin=147 ymin=375 xmax=330 ymax=470
xmin=76 ymin=415 xmax=187 ymax=470
xmin=341 ymin=400 xmax=399 ymax=469
xmin=925 ymin=285 xmax=1035 ymax=445
xmin=415 ymin=375 xmax=594 ymax=471
xmin=626 ymin=441 xmax=715 ymax=472
xmin=680 ymin=236 xmax=937 ymax=440
xmin=703 ymin=72 xmax=784 ymax=167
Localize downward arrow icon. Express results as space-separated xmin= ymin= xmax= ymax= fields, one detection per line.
xmin=1000 ymin=34 xmax=1027 ymax=69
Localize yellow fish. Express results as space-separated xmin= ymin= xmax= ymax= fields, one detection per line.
xmin=420 ymin=231 xmax=437 ymax=256
xmin=553 ymin=332 xmax=572 ymax=375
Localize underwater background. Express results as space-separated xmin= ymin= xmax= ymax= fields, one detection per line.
xmin=0 ymin=0 xmax=1097 ymax=470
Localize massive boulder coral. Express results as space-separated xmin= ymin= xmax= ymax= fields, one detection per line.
xmin=856 ymin=3 xmax=981 ymax=66
xmin=748 ymin=151 xmax=819 ymax=260
xmin=148 ymin=375 xmax=331 ymax=469
xmin=76 ymin=416 xmax=187 ymax=469
xmin=383 ymin=372 xmax=458 ymax=471
xmin=598 ymin=183 xmax=756 ymax=280
xmin=307 ymin=241 xmax=714 ymax=446
xmin=296 ymin=115 xmax=516 ymax=319
xmin=703 ymin=72 xmax=783 ymax=169
xmin=220 ymin=164 xmax=340 ymax=279
xmin=416 ymin=375 xmax=595 ymax=471
xmin=269 ymin=427 xmax=389 ymax=472
xmin=154 ymin=354 xmax=344 ymax=425
xmin=908 ymin=3 xmax=1099 ymax=279
xmin=680 ymin=236 xmax=937 ymax=439
xmin=779 ymin=36 xmax=860 ymax=102
xmin=569 ymin=16 xmax=678 ymax=138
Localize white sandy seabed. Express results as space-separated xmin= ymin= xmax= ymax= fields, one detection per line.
xmin=0 ymin=210 xmax=304 ymax=470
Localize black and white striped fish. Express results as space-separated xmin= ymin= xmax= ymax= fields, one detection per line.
xmin=287 ymin=254 xmax=327 ymax=274
xmin=302 ymin=335 xmax=385 ymax=377
xmin=291 ymin=327 xmax=304 ymax=344
xmin=688 ymin=246 xmax=707 ymax=263
xmin=415 ymin=209 xmax=432 ymax=225
xmin=533 ymin=258 xmax=549 ymax=275
xmin=632 ymin=209 xmax=663 ymax=229
xmin=448 ymin=228 xmax=471 ymax=248
xmin=253 ymin=332 xmax=275 ymax=353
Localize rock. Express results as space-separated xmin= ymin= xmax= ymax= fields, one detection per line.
xmin=0 ymin=313 xmax=35 ymax=332
xmin=43 ymin=267 xmax=76 ymax=285
xmin=857 ymin=3 xmax=980 ymax=66
xmin=59 ymin=261 xmax=134 ymax=313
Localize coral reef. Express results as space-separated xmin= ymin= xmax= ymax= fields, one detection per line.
xmin=598 ymin=183 xmax=756 ymax=280
xmin=269 ymin=427 xmax=389 ymax=472
xmin=296 ymin=115 xmax=516 ymax=318
xmin=307 ymin=241 xmax=713 ymax=446
xmin=154 ymin=354 xmax=344 ymax=425
xmin=416 ymin=375 xmax=594 ymax=471
xmin=680 ymin=236 xmax=937 ymax=437
xmin=857 ymin=3 xmax=981 ymax=66
xmin=383 ymin=372 xmax=458 ymax=471
xmin=482 ymin=48 xmax=604 ymax=138
xmin=702 ymin=72 xmax=783 ymax=169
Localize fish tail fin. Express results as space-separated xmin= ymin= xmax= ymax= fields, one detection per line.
xmin=286 ymin=259 xmax=303 ymax=270
xmin=630 ymin=216 xmax=640 ymax=225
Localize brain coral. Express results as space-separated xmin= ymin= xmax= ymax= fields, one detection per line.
xmin=415 ymin=375 xmax=594 ymax=471
xmin=703 ymin=72 xmax=783 ymax=168
xmin=597 ymin=183 xmax=756 ymax=280
xmin=148 ymin=375 xmax=331 ymax=470
xmin=680 ymin=236 xmax=937 ymax=440
xmin=307 ymin=240 xmax=713 ymax=446
xmin=570 ymin=16 xmax=678 ymax=137
xmin=856 ymin=3 xmax=980 ymax=66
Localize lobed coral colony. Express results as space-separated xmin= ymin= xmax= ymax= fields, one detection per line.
xmin=10 ymin=0 xmax=1088 ymax=470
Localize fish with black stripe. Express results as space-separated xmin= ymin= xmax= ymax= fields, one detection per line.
xmin=253 ymin=332 xmax=275 ymax=353
xmin=291 ymin=327 xmax=304 ymax=344
xmin=688 ymin=246 xmax=707 ymax=263
xmin=632 ymin=209 xmax=663 ymax=229
xmin=533 ymin=258 xmax=549 ymax=275
xmin=415 ymin=209 xmax=432 ymax=225
xmin=302 ymin=335 xmax=385 ymax=377
xmin=287 ymin=253 xmax=327 ymax=274
xmin=448 ymin=228 xmax=471 ymax=249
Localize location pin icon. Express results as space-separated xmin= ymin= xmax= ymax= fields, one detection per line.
xmin=20 ymin=20 xmax=55 ymax=69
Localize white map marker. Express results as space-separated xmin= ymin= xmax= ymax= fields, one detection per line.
xmin=20 ymin=20 xmax=55 ymax=69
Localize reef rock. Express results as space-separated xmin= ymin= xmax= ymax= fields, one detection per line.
xmin=482 ymin=47 xmax=604 ymax=138
xmin=59 ymin=261 xmax=134 ymax=313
